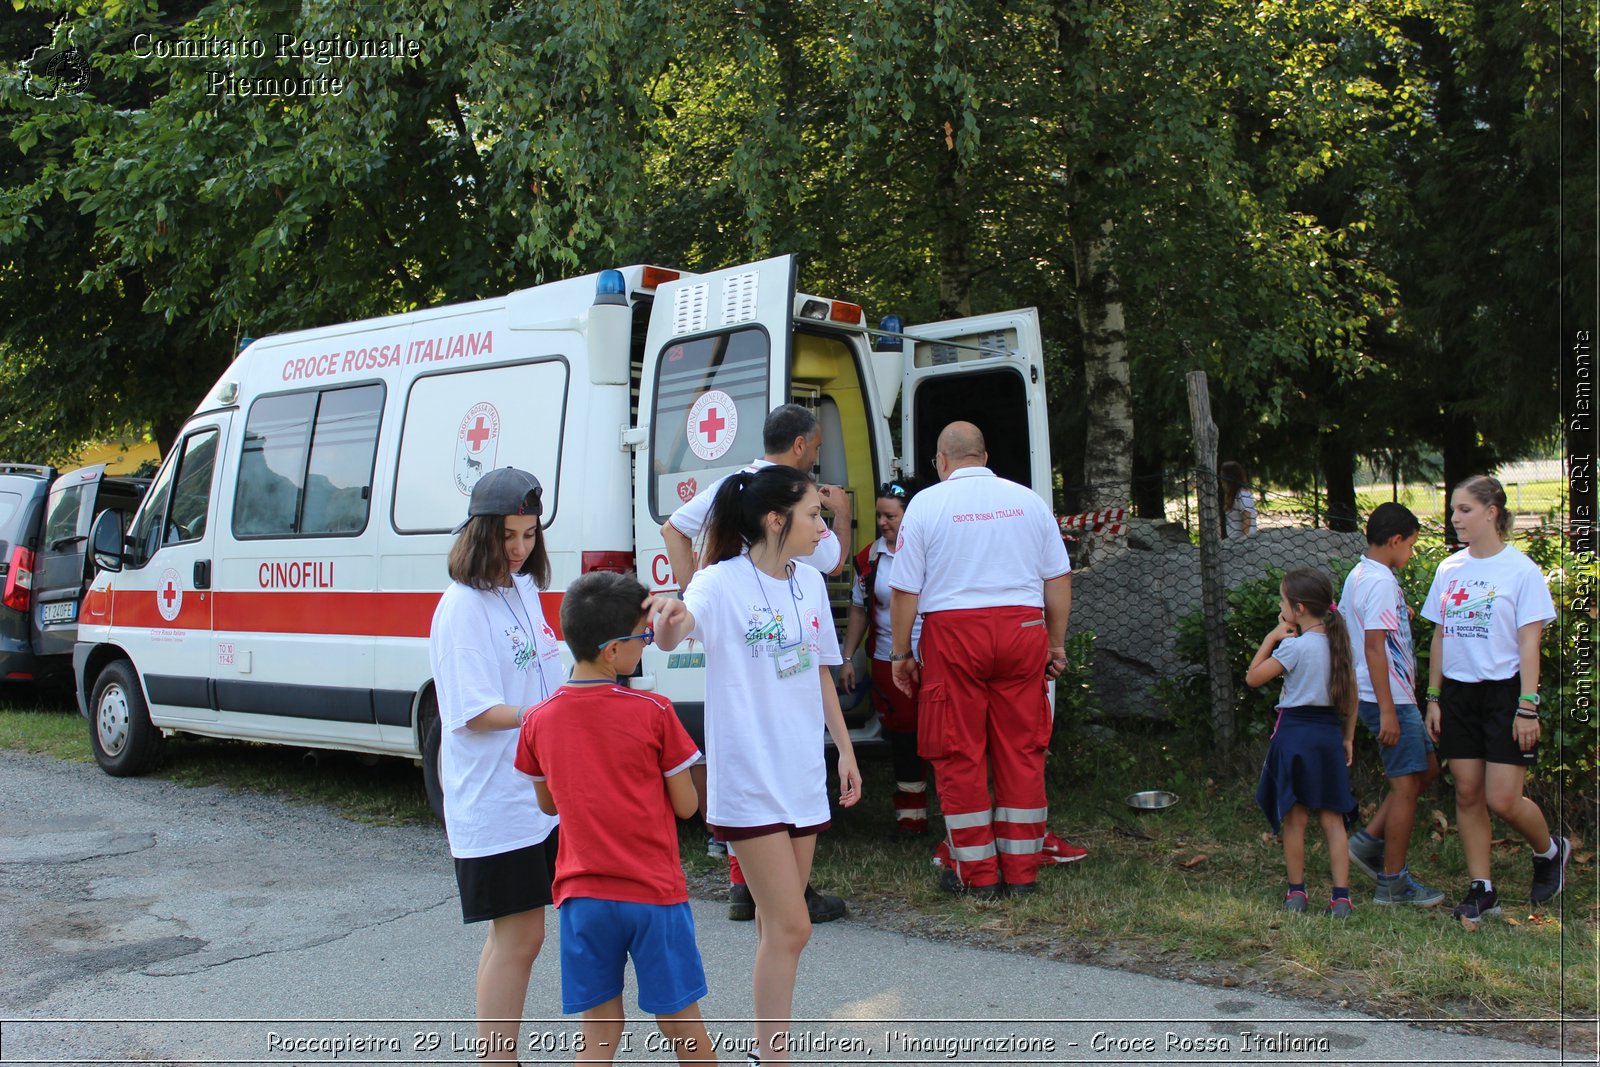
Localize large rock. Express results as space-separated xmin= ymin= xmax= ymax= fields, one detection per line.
xmin=1071 ymin=522 xmax=1366 ymax=717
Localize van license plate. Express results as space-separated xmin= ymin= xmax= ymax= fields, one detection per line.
xmin=40 ymin=601 xmax=76 ymax=624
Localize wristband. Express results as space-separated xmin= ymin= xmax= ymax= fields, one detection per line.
xmin=1515 ymin=710 xmax=1540 ymax=720
xmin=1519 ymin=692 xmax=1540 ymax=706
xmin=890 ymin=651 xmax=915 ymax=662
xmin=1425 ymin=685 xmax=1441 ymax=700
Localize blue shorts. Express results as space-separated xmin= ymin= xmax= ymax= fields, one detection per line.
xmin=1357 ymin=701 xmax=1435 ymax=778
xmin=558 ymin=898 xmax=707 ymax=1016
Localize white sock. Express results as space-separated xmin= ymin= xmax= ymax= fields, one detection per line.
xmin=1537 ymin=838 xmax=1560 ymax=860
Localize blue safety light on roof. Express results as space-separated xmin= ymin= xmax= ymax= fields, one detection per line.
xmin=875 ymin=315 xmax=903 ymax=351
xmin=594 ymin=270 xmax=628 ymax=306
xmin=238 ymin=336 xmax=255 ymax=354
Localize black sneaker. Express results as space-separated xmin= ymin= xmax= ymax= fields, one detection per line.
xmin=805 ymin=884 xmax=847 ymax=922
xmin=938 ymin=869 xmax=1001 ymax=901
xmin=727 ymin=882 xmax=754 ymax=921
xmin=1531 ymin=835 xmax=1571 ymax=905
xmin=1451 ymin=882 xmax=1502 ymax=926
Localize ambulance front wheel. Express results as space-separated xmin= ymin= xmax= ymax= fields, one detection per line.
xmin=90 ymin=660 xmax=161 ymax=777
xmin=419 ymin=692 xmax=446 ymax=826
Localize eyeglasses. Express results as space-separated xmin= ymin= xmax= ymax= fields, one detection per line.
xmin=879 ymin=482 xmax=910 ymax=500
xmin=597 ymin=627 xmax=655 ymax=652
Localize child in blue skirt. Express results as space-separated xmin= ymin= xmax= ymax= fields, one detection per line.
xmin=1246 ymin=567 xmax=1360 ymax=918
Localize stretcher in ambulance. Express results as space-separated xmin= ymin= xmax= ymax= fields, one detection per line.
xmin=73 ymin=255 xmax=1051 ymax=803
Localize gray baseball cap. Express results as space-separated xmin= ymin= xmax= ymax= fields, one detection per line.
xmin=454 ymin=467 xmax=544 ymax=532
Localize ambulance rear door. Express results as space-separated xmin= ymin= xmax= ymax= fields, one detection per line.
xmin=633 ymin=255 xmax=797 ymax=594
xmin=633 ymin=255 xmax=796 ymax=731
xmin=898 ymin=308 xmax=1051 ymax=500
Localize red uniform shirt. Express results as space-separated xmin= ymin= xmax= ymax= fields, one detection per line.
xmin=515 ymin=683 xmax=701 ymax=906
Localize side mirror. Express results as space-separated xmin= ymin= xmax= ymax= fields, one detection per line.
xmin=90 ymin=509 xmax=124 ymax=573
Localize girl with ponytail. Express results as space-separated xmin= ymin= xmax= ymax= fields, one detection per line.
xmin=1246 ymin=567 xmax=1360 ymax=918
xmin=652 ymin=464 xmax=862 ymax=1066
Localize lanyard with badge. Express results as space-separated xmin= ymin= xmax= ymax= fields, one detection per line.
xmin=750 ymin=557 xmax=811 ymax=680
xmin=496 ymin=583 xmax=551 ymax=702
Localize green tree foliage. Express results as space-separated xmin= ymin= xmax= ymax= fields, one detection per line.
xmin=0 ymin=0 xmax=1587 ymax=501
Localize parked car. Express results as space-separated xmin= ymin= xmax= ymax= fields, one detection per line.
xmin=1 ymin=463 xmax=148 ymax=688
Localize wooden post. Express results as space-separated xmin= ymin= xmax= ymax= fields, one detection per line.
xmin=1186 ymin=371 xmax=1235 ymax=752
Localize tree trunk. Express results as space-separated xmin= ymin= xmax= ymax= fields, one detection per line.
xmin=1319 ymin=433 xmax=1359 ymax=532
xmin=1131 ymin=450 xmax=1165 ymax=520
xmin=1074 ymin=217 xmax=1133 ymax=518
xmin=1440 ymin=413 xmax=1492 ymax=542
xmin=933 ymin=144 xmax=971 ymax=319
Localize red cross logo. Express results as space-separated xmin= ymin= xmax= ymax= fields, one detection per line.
xmin=162 ymin=582 xmax=178 ymax=610
xmin=699 ymin=407 xmax=726 ymax=443
xmin=465 ymin=416 xmax=492 ymax=452
xmin=1449 ymin=587 xmax=1470 ymax=607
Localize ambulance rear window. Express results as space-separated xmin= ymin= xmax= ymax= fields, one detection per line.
xmin=649 ymin=327 xmax=770 ymax=524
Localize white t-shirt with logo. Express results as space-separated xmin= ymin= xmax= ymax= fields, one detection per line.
xmin=429 ymin=574 xmax=564 ymax=858
xmin=889 ymin=467 xmax=1071 ymax=613
xmin=684 ymin=555 xmax=843 ymax=828
xmin=851 ymin=538 xmax=921 ymax=659
xmin=1340 ymin=556 xmax=1416 ymax=704
xmin=665 ymin=458 xmax=841 ymax=576
xmin=1422 ymin=545 xmax=1556 ymax=683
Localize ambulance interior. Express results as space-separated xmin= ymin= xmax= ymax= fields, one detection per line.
xmin=791 ymin=330 xmax=880 ymax=726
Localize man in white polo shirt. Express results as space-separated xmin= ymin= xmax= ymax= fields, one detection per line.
xmin=889 ymin=422 xmax=1073 ymax=897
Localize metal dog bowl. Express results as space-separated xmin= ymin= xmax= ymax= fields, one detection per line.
xmin=1125 ymin=789 xmax=1180 ymax=812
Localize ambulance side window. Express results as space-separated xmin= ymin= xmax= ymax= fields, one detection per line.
xmin=234 ymin=384 xmax=383 ymax=538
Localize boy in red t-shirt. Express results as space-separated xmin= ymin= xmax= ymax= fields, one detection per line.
xmin=514 ymin=572 xmax=712 ymax=1064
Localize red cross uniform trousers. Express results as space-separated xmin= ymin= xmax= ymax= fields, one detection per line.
xmin=916 ymin=606 xmax=1053 ymax=887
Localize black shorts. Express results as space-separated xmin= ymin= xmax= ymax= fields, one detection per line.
xmin=1438 ymin=676 xmax=1537 ymax=767
xmin=454 ymin=828 xmax=558 ymax=923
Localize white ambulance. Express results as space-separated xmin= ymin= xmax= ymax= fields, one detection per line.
xmin=75 ymin=255 xmax=1052 ymax=805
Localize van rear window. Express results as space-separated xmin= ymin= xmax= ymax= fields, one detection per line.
xmin=234 ymin=384 xmax=383 ymax=538
xmin=0 ymin=491 xmax=20 ymax=531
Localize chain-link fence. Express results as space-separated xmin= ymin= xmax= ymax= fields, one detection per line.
xmin=1062 ymin=461 xmax=1574 ymax=759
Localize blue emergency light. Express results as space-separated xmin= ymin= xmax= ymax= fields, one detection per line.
xmin=594 ymin=270 xmax=628 ymax=306
xmin=875 ymin=315 xmax=903 ymax=352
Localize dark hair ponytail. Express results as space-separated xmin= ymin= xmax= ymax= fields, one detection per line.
xmin=703 ymin=465 xmax=815 ymax=566
xmin=1281 ymin=567 xmax=1356 ymax=722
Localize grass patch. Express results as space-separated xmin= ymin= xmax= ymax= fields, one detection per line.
xmin=753 ymin=723 xmax=1595 ymax=1033
xmin=0 ymin=689 xmax=433 ymax=826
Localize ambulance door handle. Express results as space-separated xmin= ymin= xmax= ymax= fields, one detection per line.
xmin=193 ymin=560 xmax=211 ymax=590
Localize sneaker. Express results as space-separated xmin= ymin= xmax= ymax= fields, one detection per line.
xmin=1042 ymin=831 xmax=1089 ymax=864
xmin=1347 ymin=835 xmax=1384 ymax=881
xmin=939 ymin=869 xmax=1001 ymax=901
xmin=1282 ymin=889 xmax=1308 ymax=913
xmin=1374 ymin=870 xmax=1446 ymax=908
xmin=1326 ymin=897 xmax=1354 ymax=919
xmin=727 ymin=882 xmax=754 ymax=921
xmin=1531 ymin=835 xmax=1571 ymax=905
xmin=706 ymin=834 xmax=727 ymax=859
xmin=1004 ymin=881 xmax=1039 ymax=897
xmin=1451 ymin=883 xmax=1502 ymax=926
xmin=805 ymin=884 xmax=847 ymax=923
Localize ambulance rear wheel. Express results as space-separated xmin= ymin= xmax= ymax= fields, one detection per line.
xmin=90 ymin=660 xmax=161 ymax=777
xmin=419 ymin=693 xmax=446 ymax=826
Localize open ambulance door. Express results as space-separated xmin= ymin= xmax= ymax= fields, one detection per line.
xmin=633 ymin=255 xmax=797 ymax=595
xmin=899 ymin=308 xmax=1052 ymax=501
